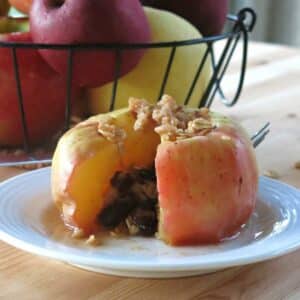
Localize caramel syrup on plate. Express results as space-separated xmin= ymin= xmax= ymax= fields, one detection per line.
xmin=40 ymin=199 xmax=278 ymax=248
xmin=40 ymin=204 xmax=128 ymax=247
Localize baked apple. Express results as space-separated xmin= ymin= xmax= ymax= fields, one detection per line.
xmin=52 ymin=96 xmax=258 ymax=245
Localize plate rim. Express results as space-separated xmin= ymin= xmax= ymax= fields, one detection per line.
xmin=0 ymin=167 xmax=300 ymax=272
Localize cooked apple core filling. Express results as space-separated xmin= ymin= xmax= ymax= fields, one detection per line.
xmin=98 ymin=167 xmax=158 ymax=236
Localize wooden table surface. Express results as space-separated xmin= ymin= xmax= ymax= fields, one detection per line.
xmin=0 ymin=42 xmax=300 ymax=300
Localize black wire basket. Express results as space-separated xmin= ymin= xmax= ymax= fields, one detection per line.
xmin=0 ymin=7 xmax=256 ymax=167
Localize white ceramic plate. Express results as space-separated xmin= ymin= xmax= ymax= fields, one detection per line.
xmin=0 ymin=167 xmax=300 ymax=278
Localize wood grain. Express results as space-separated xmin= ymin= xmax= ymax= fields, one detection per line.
xmin=0 ymin=42 xmax=300 ymax=300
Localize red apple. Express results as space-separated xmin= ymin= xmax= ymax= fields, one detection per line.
xmin=0 ymin=17 xmax=80 ymax=146
xmin=141 ymin=0 xmax=229 ymax=36
xmin=30 ymin=0 xmax=151 ymax=88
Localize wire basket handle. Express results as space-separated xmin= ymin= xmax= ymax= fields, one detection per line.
xmin=200 ymin=7 xmax=257 ymax=108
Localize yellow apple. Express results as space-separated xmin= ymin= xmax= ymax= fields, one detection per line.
xmin=87 ymin=7 xmax=211 ymax=114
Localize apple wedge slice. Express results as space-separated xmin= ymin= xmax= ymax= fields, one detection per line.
xmin=156 ymin=117 xmax=258 ymax=245
xmin=52 ymin=108 xmax=160 ymax=234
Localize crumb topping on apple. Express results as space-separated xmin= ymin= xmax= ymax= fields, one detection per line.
xmin=130 ymin=95 xmax=214 ymax=141
xmin=97 ymin=116 xmax=127 ymax=144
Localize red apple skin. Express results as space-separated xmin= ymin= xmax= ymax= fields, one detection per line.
xmin=30 ymin=0 xmax=151 ymax=88
xmin=0 ymin=26 xmax=80 ymax=146
xmin=141 ymin=0 xmax=229 ymax=36
xmin=156 ymin=122 xmax=258 ymax=245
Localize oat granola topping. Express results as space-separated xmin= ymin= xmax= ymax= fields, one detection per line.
xmin=129 ymin=97 xmax=153 ymax=131
xmin=97 ymin=116 xmax=127 ymax=143
xmin=130 ymin=95 xmax=213 ymax=141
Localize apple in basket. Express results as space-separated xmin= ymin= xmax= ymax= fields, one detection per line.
xmin=51 ymin=96 xmax=258 ymax=245
xmin=141 ymin=0 xmax=229 ymax=36
xmin=30 ymin=0 xmax=151 ymax=88
xmin=0 ymin=17 xmax=81 ymax=147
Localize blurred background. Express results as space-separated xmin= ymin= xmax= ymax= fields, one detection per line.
xmin=230 ymin=0 xmax=300 ymax=47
